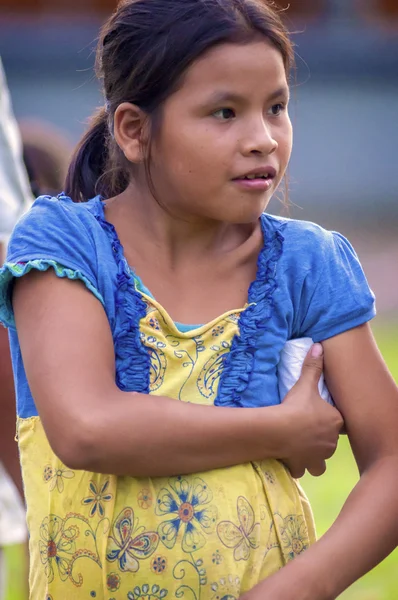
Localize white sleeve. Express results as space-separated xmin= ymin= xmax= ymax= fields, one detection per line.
xmin=0 ymin=462 xmax=27 ymax=546
xmin=0 ymin=58 xmax=33 ymax=243
xmin=278 ymin=337 xmax=334 ymax=405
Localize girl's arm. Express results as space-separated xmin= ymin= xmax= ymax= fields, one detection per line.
xmin=12 ymin=269 xmax=341 ymax=477
xmin=243 ymin=322 xmax=398 ymax=600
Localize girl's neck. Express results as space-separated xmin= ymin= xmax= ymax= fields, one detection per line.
xmin=104 ymin=182 xmax=257 ymax=269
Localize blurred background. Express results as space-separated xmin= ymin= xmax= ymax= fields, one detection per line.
xmin=0 ymin=0 xmax=397 ymax=598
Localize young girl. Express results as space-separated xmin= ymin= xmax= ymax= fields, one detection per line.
xmin=1 ymin=1 xmax=397 ymax=598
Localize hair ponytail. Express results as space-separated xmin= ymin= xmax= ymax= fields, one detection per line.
xmin=64 ymin=107 xmax=107 ymax=202
xmin=65 ymin=107 xmax=129 ymax=203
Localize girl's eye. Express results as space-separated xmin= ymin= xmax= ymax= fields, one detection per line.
xmin=269 ymin=103 xmax=286 ymax=116
xmin=213 ymin=108 xmax=236 ymax=121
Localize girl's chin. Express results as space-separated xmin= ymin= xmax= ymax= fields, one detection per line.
xmin=222 ymin=201 xmax=272 ymax=224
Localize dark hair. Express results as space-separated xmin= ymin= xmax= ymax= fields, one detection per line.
xmin=65 ymin=0 xmax=294 ymax=203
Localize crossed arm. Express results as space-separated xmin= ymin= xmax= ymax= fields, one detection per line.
xmin=11 ymin=268 xmax=398 ymax=599
xmin=242 ymin=325 xmax=398 ymax=599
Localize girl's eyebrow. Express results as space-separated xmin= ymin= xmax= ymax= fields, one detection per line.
xmin=204 ymin=86 xmax=290 ymax=106
xmin=268 ymin=86 xmax=290 ymax=102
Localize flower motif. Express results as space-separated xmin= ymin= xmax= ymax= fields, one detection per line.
xmin=107 ymin=572 xmax=121 ymax=592
xmin=212 ymin=326 xmax=224 ymax=337
xmin=278 ymin=514 xmax=309 ymax=561
xmin=211 ymin=575 xmax=241 ymax=600
xmin=43 ymin=465 xmax=53 ymax=482
xmin=39 ymin=516 xmax=76 ymax=583
xmin=151 ymin=555 xmax=167 ymax=574
xmin=82 ymin=481 xmax=113 ymax=517
xmin=212 ymin=549 xmax=223 ymax=565
xmin=138 ymin=488 xmax=153 ymax=510
xmin=264 ymin=471 xmax=275 ymax=484
xmin=194 ymin=557 xmax=207 ymax=585
xmin=149 ymin=318 xmax=160 ymax=330
xmin=156 ymin=476 xmax=218 ymax=553
xmin=227 ymin=313 xmax=240 ymax=324
xmin=43 ymin=466 xmax=74 ymax=493
xmin=127 ymin=584 xmax=168 ymax=599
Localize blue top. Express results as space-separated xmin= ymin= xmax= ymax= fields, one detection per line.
xmin=0 ymin=194 xmax=376 ymax=419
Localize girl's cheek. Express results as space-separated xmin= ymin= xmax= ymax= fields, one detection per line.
xmin=280 ymin=129 xmax=293 ymax=159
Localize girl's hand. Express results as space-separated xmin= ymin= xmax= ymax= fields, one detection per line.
xmin=239 ymin=567 xmax=332 ymax=600
xmin=239 ymin=581 xmax=293 ymax=600
xmin=280 ymin=344 xmax=344 ymax=478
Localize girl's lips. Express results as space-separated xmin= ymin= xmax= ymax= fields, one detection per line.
xmin=232 ymin=177 xmax=274 ymax=191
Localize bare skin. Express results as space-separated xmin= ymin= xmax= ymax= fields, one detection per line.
xmin=10 ymin=39 xmax=398 ymax=599
xmin=13 ymin=269 xmax=341 ymax=479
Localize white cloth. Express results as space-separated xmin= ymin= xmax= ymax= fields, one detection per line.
xmin=0 ymin=57 xmax=30 ymax=552
xmin=278 ymin=337 xmax=334 ymax=405
xmin=0 ymin=57 xmax=33 ymax=244
xmin=0 ymin=463 xmax=27 ymax=546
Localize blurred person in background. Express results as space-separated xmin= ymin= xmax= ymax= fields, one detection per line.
xmin=0 ymin=57 xmax=31 ymax=600
xmin=19 ymin=119 xmax=72 ymax=198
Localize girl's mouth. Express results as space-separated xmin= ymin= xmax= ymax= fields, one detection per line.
xmin=232 ymin=167 xmax=276 ymax=191
xmin=232 ymin=176 xmax=274 ymax=191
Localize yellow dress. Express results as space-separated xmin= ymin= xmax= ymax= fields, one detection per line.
xmin=1 ymin=195 xmax=377 ymax=599
xmin=18 ymin=288 xmax=316 ymax=600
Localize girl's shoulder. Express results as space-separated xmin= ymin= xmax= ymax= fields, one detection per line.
xmin=261 ymin=214 xmax=376 ymax=341
xmin=10 ymin=193 xmax=104 ymax=239
xmin=6 ymin=193 xmax=111 ymax=270
xmin=0 ymin=194 xmax=118 ymax=329
xmin=262 ymin=212 xmax=359 ymax=274
xmin=263 ymin=212 xmax=346 ymax=251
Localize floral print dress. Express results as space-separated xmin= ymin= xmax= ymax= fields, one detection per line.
xmin=0 ymin=195 xmax=376 ymax=599
xmin=16 ymin=275 xmax=315 ymax=600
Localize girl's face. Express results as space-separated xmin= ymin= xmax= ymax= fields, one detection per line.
xmin=149 ymin=39 xmax=293 ymax=224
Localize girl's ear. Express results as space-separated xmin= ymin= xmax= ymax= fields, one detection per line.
xmin=113 ymin=102 xmax=149 ymax=164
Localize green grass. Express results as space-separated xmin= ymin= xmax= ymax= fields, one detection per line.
xmin=2 ymin=544 xmax=28 ymax=600
xmin=302 ymin=321 xmax=398 ymax=599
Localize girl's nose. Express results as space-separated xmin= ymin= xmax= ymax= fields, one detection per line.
xmin=241 ymin=121 xmax=278 ymax=156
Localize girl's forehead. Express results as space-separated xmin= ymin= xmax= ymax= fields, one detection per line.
xmin=178 ymin=40 xmax=288 ymax=98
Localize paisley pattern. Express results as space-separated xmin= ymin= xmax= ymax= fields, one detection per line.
xmin=138 ymin=297 xmax=242 ymax=404
xmin=197 ymin=343 xmax=231 ymax=399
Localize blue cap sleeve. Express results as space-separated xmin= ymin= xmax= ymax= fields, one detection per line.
xmin=296 ymin=230 xmax=376 ymax=342
xmin=0 ymin=195 xmax=104 ymax=328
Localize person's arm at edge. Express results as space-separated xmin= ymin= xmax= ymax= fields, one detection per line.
xmin=0 ymin=242 xmax=24 ymax=498
xmin=12 ymin=268 xmax=337 ymax=478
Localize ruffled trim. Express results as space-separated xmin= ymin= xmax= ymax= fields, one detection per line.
xmin=215 ymin=217 xmax=286 ymax=407
xmin=93 ymin=201 xmax=151 ymax=393
xmin=0 ymin=259 xmax=104 ymax=329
